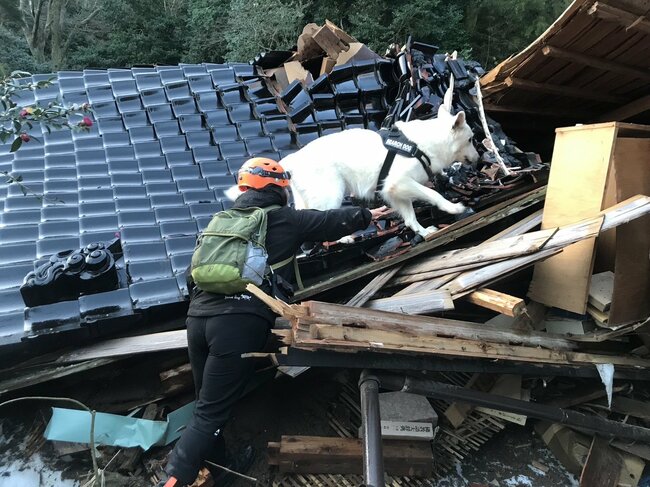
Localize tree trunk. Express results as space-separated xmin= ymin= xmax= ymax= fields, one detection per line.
xmin=49 ymin=0 xmax=66 ymax=71
xmin=20 ymin=0 xmax=48 ymax=64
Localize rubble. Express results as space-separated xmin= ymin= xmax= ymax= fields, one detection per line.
xmin=0 ymin=4 xmax=649 ymax=487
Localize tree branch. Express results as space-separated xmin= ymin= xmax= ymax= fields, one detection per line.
xmin=62 ymin=6 xmax=101 ymax=54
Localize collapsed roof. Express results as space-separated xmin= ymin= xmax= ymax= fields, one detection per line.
xmin=0 ymin=24 xmax=545 ymax=353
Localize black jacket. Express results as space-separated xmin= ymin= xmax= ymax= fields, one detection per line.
xmin=188 ymin=187 xmax=372 ymax=321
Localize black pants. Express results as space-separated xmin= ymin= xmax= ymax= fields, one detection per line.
xmin=165 ymin=314 xmax=271 ymax=485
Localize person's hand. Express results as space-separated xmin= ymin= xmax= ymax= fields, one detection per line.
xmin=369 ymin=205 xmax=393 ymax=220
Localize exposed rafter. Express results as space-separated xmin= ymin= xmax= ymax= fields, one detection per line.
xmin=504 ymin=77 xmax=627 ymax=104
xmin=542 ymin=45 xmax=650 ymax=81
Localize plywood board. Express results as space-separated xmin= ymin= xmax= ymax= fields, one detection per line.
xmin=609 ymin=138 xmax=650 ymax=325
xmin=529 ymin=123 xmax=618 ymax=313
xmin=588 ymin=271 xmax=614 ymax=312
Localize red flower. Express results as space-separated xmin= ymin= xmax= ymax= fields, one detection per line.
xmin=20 ymin=133 xmax=30 ymax=143
xmin=19 ymin=109 xmax=29 ymax=118
xmin=82 ymin=116 xmax=93 ymax=127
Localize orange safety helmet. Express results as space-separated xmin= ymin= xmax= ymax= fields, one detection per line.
xmin=237 ymin=157 xmax=291 ymax=191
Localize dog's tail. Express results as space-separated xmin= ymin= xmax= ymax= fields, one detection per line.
xmin=223 ymin=185 xmax=241 ymax=202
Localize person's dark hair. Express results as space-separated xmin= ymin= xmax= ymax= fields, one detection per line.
xmin=232 ymin=184 xmax=288 ymax=209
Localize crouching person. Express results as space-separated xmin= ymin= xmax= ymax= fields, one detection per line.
xmin=159 ymin=157 xmax=389 ymax=486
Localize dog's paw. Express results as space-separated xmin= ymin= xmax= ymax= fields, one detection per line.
xmin=337 ymin=235 xmax=356 ymax=245
xmin=421 ymin=225 xmax=438 ymax=237
xmin=444 ymin=202 xmax=466 ymax=215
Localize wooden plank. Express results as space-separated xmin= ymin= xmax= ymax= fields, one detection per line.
xmin=443 ymin=374 xmax=497 ymax=428
xmin=393 ymin=209 xmax=543 ymax=295
xmin=504 ymin=76 xmax=627 ymax=104
xmin=529 ymin=123 xmax=618 ymax=314
xmin=302 ymin=300 xmax=576 ymax=350
xmin=598 ymin=94 xmax=650 ymax=122
xmin=0 ymin=358 xmax=116 ymax=397
xmin=390 ymin=259 xmax=509 ymax=287
xmin=588 ymin=271 xmax=614 ymax=312
xmin=346 ymin=266 xmax=402 ymax=307
xmin=284 ymin=61 xmax=313 ymax=85
xmin=464 ymin=289 xmax=526 ymax=317
xmin=300 ymin=324 xmax=650 ymax=368
xmin=270 ymin=436 xmax=433 ymax=477
xmin=312 ymin=25 xmax=349 ymax=60
xmin=447 ymin=247 xmax=563 ymax=296
xmin=588 ymin=2 xmax=650 ymax=35
xmin=399 ymin=229 xmax=556 ymax=276
xmin=410 ymin=196 xmax=649 ymax=305
xmin=579 ymin=436 xmax=622 ymax=487
xmin=587 ymin=304 xmax=610 ymax=325
xmin=334 ymin=42 xmax=380 ymax=66
xmin=541 ymin=45 xmax=650 ymax=81
xmin=294 ymin=187 xmax=547 ymax=301
xmin=56 ymin=328 xmax=293 ymax=363
xmin=365 ymin=289 xmax=454 ymax=314
xmin=485 ymin=102 xmax=589 ymax=120
xmin=609 ymin=138 xmax=650 ymax=325
xmin=319 ymin=56 xmax=336 ymax=76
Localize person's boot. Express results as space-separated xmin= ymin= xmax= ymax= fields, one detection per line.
xmin=155 ymin=474 xmax=185 ymax=487
xmin=208 ymin=445 xmax=255 ymax=487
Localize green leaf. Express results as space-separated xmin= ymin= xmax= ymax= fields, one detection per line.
xmin=13 ymin=120 xmax=21 ymax=131
xmin=10 ymin=137 xmax=22 ymax=152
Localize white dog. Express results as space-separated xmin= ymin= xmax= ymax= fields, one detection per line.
xmin=226 ymin=105 xmax=479 ymax=237
xmin=279 ymin=105 xmax=479 ymax=237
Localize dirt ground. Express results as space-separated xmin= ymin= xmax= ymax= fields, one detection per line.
xmin=1 ymin=368 xmax=646 ymax=487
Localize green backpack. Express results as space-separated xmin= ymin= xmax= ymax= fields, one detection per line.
xmin=191 ymin=205 xmax=289 ymax=294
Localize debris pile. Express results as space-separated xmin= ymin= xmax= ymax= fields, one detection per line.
xmin=255 ymin=21 xmax=546 ymax=206
xmin=0 ymin=9 xmax=649 ymax=487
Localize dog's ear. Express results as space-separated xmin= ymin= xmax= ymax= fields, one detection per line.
xmin=437 ymin=104 xmax=450 ymax=118
xmin=452 ymin=111 xmax=466 ymax=130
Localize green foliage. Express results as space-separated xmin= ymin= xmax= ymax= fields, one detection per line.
xmin=224 ymin=0 xmax=308 ymax=61
xmin=464 ymin=0 xmax=571 ymax=68
xmin=0 ymin=26 xmax=49 ymax=76
xmin=2 ymin=0 xmax=570 ymax=73
xmin=344 ymin=0 xmax=468 ymax=54
xmin=67 ymin=0 xmax=189 ymax=68
xmin=183 ymin=0 xmax=230 ymax=63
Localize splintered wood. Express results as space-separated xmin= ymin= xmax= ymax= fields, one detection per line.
xmin=250 ymin=194 xmax=650 ymax=372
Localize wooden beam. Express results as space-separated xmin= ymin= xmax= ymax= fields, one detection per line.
xmin=55 ymin=328 xmax=293 ymax=363
xmin=392 ymin=210 xmax=543 ymax=296
xmin=542 ymin=45 xmax=650 ymax=81
xmin=365 ymin=289 xmax=454 ymax=314
xmin=504 ymin=76 xmax=627 ymax=104
xmin=301 ymin=300 xmax=576 ymax=350
xmin=346 ymin=266 xmax=402 ymax=307
xmin=485 ymin=103 xmax=588 ymax=120
xmin=464 ymin=288 xmax=526 ymax=317
xmin=268 ymin=436 xmax=433 ymax=477
xmin=399 ymin=228 xmax=556 ymax=276
xmin=298 ymin=324 xmax=650 ymax=367
xmin=579 ymin=436 xmax=622 ymax=487
xmin=312 ymin=25 xmax=349 ymax=60
xmin=597 ymin=94 xmax=650 ymax=122
xmin=588 ymin=2 xmax=650 ymax=34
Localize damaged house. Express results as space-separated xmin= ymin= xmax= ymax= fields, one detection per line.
xmin=0 ymin=0 xmax=649 ymax=485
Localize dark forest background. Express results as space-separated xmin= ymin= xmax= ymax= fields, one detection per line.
xmin=0 ymin=0 xmax=570 ymax=75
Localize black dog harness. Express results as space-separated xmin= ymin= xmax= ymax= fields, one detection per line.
xmin=377 ymin=127 xmax=437 ymax=192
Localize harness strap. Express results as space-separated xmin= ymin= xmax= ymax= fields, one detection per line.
xmin=269 ymin=254 xmax=303 ymax=290
xmin=376 ymin=150 xmax=396 ymax=192
xmin=378 ymin=127 xmax=438 ymax=192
